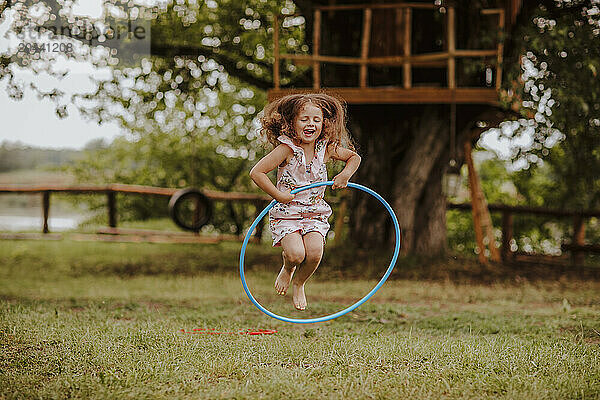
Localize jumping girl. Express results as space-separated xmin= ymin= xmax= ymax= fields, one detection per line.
xmin=250 ymin=93 xmax=361 ymax=311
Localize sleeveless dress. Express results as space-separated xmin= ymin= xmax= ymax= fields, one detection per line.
xmin=268 ymin=135 xmax=332 ymax=247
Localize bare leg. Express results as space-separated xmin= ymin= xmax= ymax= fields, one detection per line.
xmin=292 ymin=232 xmax=324 ymax=310
xmin=275 ymin=232 xmax=305 ymax=295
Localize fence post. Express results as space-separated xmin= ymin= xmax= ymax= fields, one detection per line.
xmin=359 ymin=7 xmax=372 ymax=88
xmin=42 ymin=191 xmax=50 ymax=234
xmin=573 ymin=215 xmax=585 ymax=266
xmin=447 ymin=6 xmax=456 ymax=89
xmin=333 ymin=193 xmax=348 ymax=247
xmin=273 ymin=14 xmax=280 ymax=90
xmin=107 ymin=191 xmax=117 ymax=228
xmin=253 ymin=201 xmax=267 ymax=243
xmin=501 ymin=210 xmax=513 ymax=262
xmin=402 ymin=6 xmax=412 ymax=88
xmin=313 ymin=9 xmax=321 ymax=89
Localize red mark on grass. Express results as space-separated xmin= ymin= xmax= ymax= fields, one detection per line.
xmin=179 ymin=328 xmax=277 ymax=335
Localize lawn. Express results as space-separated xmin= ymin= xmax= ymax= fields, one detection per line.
xmin=1 ymin=240 xmax=599 ymax=399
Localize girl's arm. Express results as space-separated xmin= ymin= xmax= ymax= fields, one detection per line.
xmin=250 ymin=144 xmax=296 ymax=203
xmin=327 ymin=144 xmax=361 ymax=189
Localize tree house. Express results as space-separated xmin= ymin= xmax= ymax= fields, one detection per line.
xmin=268 ymin=2 xmax=523 ymax=105
xmin=266 ymin=1 xmax=525 ymax=256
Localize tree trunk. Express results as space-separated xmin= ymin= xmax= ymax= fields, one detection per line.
xmin=345 ymin=104 xmax=450 ymax=255
xmin=344 ymin=103 xmax=501 ymax=255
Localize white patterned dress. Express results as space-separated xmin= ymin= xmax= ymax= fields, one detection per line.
xmin=268 ymin=135 xmax=332 ymax=247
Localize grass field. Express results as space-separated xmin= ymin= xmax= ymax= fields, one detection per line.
xmin=1 ymin=240 xmax=600 ymax=399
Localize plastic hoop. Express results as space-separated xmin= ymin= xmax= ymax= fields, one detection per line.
xmin=239 ymin=181 xmax=401 ymax=324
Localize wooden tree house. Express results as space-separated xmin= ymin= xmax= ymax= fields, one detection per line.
xmin=268 ymin=2 xmax=523 ymax=104
xmin=267 ymin=1 xmax=524 ymax=256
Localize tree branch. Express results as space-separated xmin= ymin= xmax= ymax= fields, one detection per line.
xmin=151 ymin=43 xmax=271 ymax=90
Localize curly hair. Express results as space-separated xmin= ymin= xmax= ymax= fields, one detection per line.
xmin=258 ymin=93 xmax=356 ymax=153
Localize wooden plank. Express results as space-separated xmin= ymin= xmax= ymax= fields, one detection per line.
xmin=98 ymin=227 xmax=195 ymax=236
xmin=281 ymin=52 xmax=449 ymax=65
xmin=501 ymin=211 xmax=513 ymax=262
xmin=0 ymin=184 xmax=174 ymax=195
xmin=107 ymin=191 xmax=117 ymax=228
xmin=74 ymin=232 xmax=260 ymax=244
xmin=496 ymin=9 xmax=505 ymax=90
xmin=273 ymin=14 xmax=280 ymax=89
xmin=359 ymin=8 xmax=372 ymax=88
xmin=464 ymin=141 xmax=487 ymax=264
xmin=0 ymin=184 xmax=271 ymax=202
xmin=511 ymin=0 xmax=523 ymax=26
xmin=110 ymin=183 xmax=176 ymax=195
xmin=71 ymin=233 xmax=221 ymax=244
xmin=562 ymin=243 xmax=600 ymax=254
xmin=268 ymin=87 xmax=499 ymax=105
xmin=313 ymin=9 xmax=321 ymax=89
xmin=462 ymin=142 xmax=501 ymax=264
xmin=42 ymin=191 xmax=50 ymax=234
xmin=316 ymin=3 xmax=437 ymax=11
xmin=447 ymin=6 xmax=456 ymax=89
xmin=0 ymin=233 xmax=63 ymax=240
xmin=0 ymin=185 xmax=114 ymax=194
xmin=280 ymin=50 xmax=496 ymax=66
xmin=480 ymin=8 xmax=504 ymax=15
xmin=403 ymin=7 xmax=412 ymax=88
xmin=467 ymin=140 xmax=500 ymax=262
xmin=454 ymin=50 xmax=498 ymax=57
xmin=448 ymin=203 xmax=600 ymax=218
xmin=512 ymin=252 xmax=573 ymax=267
xmin=480 ymin=9 xmax=505 ymax=89
xmin=333 ymin=193 xmax=348 ymax=247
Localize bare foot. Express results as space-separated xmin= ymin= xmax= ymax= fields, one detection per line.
xmin=275 ymin=253 xmax=295 ymax=295
xmin=292 ymin=283 xmax=307 ymax=310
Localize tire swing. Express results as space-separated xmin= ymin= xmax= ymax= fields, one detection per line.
xmin=239 ymin=181 xmax=401 ymax=324
xmin=168 ymin=188 xmax=213 ymax=232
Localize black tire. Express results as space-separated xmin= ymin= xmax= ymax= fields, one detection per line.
xmin=168 ymin=188 xmax=212 ymax=232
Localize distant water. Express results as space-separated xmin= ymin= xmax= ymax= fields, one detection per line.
xmin=0 ymin=215 xmax=82 ymax=231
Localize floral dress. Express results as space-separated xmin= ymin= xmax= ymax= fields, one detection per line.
xmin=268 ymin=135 xmax=332 ymax=247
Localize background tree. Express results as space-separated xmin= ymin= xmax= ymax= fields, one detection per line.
xmin=501 ymin=0 xmax=600 ymax=212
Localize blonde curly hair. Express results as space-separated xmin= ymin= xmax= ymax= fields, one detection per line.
xmin=258 ymin=93 xmax=356 ymax=153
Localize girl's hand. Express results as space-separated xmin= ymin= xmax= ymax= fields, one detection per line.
xmin=332 ymin=174 xmax=350 ymax=189
xmin=275 ymin=189 xmax=295 ymax=203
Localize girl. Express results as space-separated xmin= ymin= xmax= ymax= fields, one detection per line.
xmin=250 ymin=93 xmax=361 ymax=311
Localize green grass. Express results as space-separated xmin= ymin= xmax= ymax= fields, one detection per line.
xmin=1 ymin=240 xmax=600 ymax=399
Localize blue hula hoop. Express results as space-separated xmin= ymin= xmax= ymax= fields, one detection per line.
xmin=239 ymin=181 xmax=401 ymax=324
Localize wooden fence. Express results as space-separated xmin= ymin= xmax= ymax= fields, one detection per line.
xmin=1 ymin=184 xmax=599 ymax=265
xmin=0 ymin=183 xmax=271 ymax=237
xmin=448 ymin=203 xmax=600 ymax=266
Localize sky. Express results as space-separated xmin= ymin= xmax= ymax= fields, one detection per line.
xmin=0 ymin=0 xmax=124 ymax=150
xmin=0 ymin=73 xmax=123 ymax=150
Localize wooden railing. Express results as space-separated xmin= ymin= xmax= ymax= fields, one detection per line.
xmin=0 ymin=184 xmax=270 ymax=235
xmin=2 ymin=184 xmax=598 ymax=266
xmin=273 ymin=3 xmax=505 ymax=91
xmin=448 ymin=203 xmax=600 ymax=266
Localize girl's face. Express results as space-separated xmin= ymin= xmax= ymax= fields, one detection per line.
xmin=294 ymin=103 xmax=323 ymax=145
